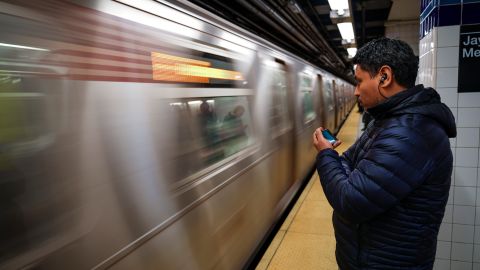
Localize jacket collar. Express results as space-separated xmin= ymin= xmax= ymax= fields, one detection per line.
xmin=367 ymin=84 xmax=424 ymax=120
xmin=366 ymin=84 xmax=457 ymax=138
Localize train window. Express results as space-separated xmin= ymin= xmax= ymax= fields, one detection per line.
xmin=0 ymin=70 xmax=67 ymax=264
xmin=302 ymin=91 xmax=315 ymax=123
xmin=300 ymin=75 xmax=316 ymax=124
xmin=324 ymin=80 xmax=335 ymax=112
xmin=165 ymin=96 xmax=254 ymax=182
xmin=1 ymin=77 xmax=44 ymax=140
xmin=266 ymin=61 xmax=291 ymax=137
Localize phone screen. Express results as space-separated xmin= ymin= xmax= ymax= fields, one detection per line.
xmin=321 ymin=129 xmax=337 ymax=144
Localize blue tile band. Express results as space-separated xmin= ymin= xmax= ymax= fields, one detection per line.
xmin=419 ymin=1 xmax=480 ymax=39
xmin=439 ymin=0 xmax=461 ymax=5
xmin=463 ymin=3 xmax=480 ymax=25
xmin=438 ymin=4 xmax=461 ymax=26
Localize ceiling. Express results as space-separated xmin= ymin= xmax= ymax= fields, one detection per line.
xmin=311 ymin=0 xmax=392 ymax=49
xmin=185 ymin=0 xmax=394 ymax=81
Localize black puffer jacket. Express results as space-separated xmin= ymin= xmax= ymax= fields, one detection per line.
xmin=316 ymin=85 xmax=456 ymax=270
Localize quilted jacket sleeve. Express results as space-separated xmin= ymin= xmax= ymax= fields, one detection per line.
xmin=316 ymin=126 xmax=435 ymax=224
xmin=340 ymin=144 xmax=355 ymax=175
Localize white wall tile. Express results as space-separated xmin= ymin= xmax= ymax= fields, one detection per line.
xmin=477 ymin=189 xmax=480 ymax=206
xmin=454 ymin=205 xmax=476 ymax=224
xmin=437 ymin=88 xmax=458 ymax=108
xmin=474 ymin=262 xmax=480 ymax=270
xmin=456 ymin=148 xmax=479 ymax=167
xmin=455 ymin=187 xmax=477 ymax=206
xmin=419 ymin=32 xmax=429 ymax=56
xmin=419 ymin=38 xmax=426 ymax=56
xmin=434 ymin=258 xmax=451 ymax=270
xmin=453 ymin=147 xmax=457 ymax=166
xmin=457 ymin=128 xmax=480 ymax=148
xmin=437 ymin=47 xmax=460 ymax=68
xmin=439 ymin=223 xmax=453 ymax=241
xmin=456 ymin=167 xmax=478 ymax=187
xmin=452 ymin=167 xmax=456 ymax=186
xmin=459 ymin=93 xmax=480 ymax=108
xmin=419 ymin=49 xmax=437 ymax=87
xmin=418 ymin=29 xmax=436 ymax=56
xmin=475 ymin=245 xmax=480 ymax=262
xmin=437 ymin=241 xmax=452 ymax=259
xmin=454 ymin=224 xmax=475 ymax=243
xmin=452 ymin=108 xmax=458 ymax=124
xmin=449 ymin=187 xmax=455 ymax=205
xmin=452 ymin=242 xmax=474 ymax=262
xmin=437 ymin=25 xmax=460 ymax=48
xmin=445 ymin=204 xmax=453 ymax=222
xmin=436 ymin=67 xmax=459 ymax=88
xmin=451 ymin=138 xmax=457 ymax=147
xmin=451 ymin=261 xmax=473 ymax=270
xmin=458 ymin=108 xmax=480 ymax=127
xmin=475 ymin=226 xmax=480 ymax=243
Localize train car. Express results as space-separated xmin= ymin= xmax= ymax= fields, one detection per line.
xmin=0 ymin=0 xmax=355 ymax=269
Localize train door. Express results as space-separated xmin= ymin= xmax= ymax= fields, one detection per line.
xmin=0 ymin=12 xmax=90 ymax=268
xmin=265 ymin=59 xmax=294 ymax=189
xmin=292 ymin=72 xmax=317 ymax=185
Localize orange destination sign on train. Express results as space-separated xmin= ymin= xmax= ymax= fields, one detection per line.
xmin=151 ymin=52 xmax=243 ymax=83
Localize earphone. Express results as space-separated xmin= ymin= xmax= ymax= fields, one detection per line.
xmin=378 ymin=73 xmax=388 ymax=99
xmin=380 ymin=74 xmax=387 ymax=83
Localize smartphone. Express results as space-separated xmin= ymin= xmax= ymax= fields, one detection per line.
xmin=321 ymin=129 xmax=338 ymax=144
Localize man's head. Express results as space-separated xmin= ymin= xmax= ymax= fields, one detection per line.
xmin=233 ymin=105 xmax=245 ymax=117
xmin=352 ymin=37 xmax=419 ymax=109
xmin=200 ymin=101 xmax=211 ymax=114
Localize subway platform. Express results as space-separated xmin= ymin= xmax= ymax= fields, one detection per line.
xmin=256 ymin=107 xmax=362 ymax=270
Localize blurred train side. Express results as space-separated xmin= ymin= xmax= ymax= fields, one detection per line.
xmin=0 ymin=0 xmax=355 ymax=269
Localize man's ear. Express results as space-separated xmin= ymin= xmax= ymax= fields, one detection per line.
xmin=378 ymin=65 xmax=393 ymax=86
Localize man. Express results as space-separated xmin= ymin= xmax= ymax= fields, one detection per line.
xmin=313 ymin=38 xmax=456 ymax=269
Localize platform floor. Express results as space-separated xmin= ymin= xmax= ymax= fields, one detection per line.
xmin=256 ymin=107 xmax=362 ymax=270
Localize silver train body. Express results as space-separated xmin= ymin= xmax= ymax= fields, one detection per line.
xmin=0 ymin=0 xmax=355 ymax=269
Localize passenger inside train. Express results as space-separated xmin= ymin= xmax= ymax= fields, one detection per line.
xmin=198 ymin=100 xmax=222 ymax=163
xmin=222 ymin=105 xmax=248 ymax=155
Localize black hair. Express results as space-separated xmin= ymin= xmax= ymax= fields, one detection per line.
xmin=352 ymin=37 xmax=419 ymax=88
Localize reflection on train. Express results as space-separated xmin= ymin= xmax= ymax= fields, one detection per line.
xmin=0 ymin=0 xmax=355 ymax=269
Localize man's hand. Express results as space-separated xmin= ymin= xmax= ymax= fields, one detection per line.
xmin=313 ymin=127 xmax=342 ymax=152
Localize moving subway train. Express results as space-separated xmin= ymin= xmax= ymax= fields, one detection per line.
xmin=0 ymin=0 xmax=355 ymax=269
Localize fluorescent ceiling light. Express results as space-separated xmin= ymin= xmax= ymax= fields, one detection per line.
xmin=347 ymin=48 xmax=357 ymax=58
xmin=337 ymin=22 xmax=355 ymax=41
xmin=328 ymin=0 xmax=349 ymax=15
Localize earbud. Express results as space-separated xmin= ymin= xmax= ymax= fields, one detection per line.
xmin=380 ymin=74 xmax=387 ymax=83
xmin=378 ymin=73 xmax=388 ymax=99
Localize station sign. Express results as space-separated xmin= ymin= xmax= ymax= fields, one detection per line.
xmin=459 ymin=24 xmax=480 ymax=93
